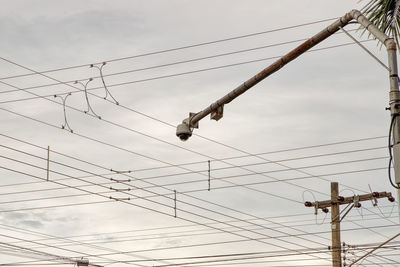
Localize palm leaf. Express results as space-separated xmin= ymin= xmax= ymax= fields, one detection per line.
xmin=360 ymin=0 xmax=400 ymax=49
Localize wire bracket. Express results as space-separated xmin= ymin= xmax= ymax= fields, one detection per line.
xmin=110 ymin=187 xmax=131 ymax=192
xmin=110 ymin=168 xmax=132 ymax=174
xmin=353 ymin=195 xmax=361 ymax=208
xmin=90 ymin=62 xmax=119 ymax=105
xmin=74 ymin=78 xmax=102 ymax=119
xmin=110 ymin=178 xmax=131 ymax=183
xmin=54 ymin=93 xmax=73 ymax=132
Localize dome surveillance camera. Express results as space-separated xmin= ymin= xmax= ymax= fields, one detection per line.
xmin=176 ymin=122 xmax=192 ymax=141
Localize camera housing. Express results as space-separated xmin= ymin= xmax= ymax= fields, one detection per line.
xmin=176 ymin=122 xmax=192 ymax=141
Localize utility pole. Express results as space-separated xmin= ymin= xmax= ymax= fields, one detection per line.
xmin=331 ymin=182 xmax=341 ymax=267
xmin=304 ymin=182 xmax=395 ymax=267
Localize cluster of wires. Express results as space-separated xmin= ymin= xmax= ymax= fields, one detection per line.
xmin=0 ymin=15 xmax=398 ymax=267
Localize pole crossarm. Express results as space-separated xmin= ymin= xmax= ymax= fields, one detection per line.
xmin=304 ymin=191 xmax=395 ymax=209
xmin=305 ymin=183 xmax=395 ymax=267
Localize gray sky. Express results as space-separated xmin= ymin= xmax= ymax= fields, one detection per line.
xmin=0 ymin=1 xmax=399 ymax=266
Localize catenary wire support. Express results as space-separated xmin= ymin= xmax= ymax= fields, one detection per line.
xmin=109 ymin=196 xmax=130 ymax=201
xmin=54 ymin=93 xmax=73 ymax=132
xmin=208 ymin=160 xmax=211 ymax=191
xmin=90 ymin=62 xmax=119 ymax=105
xmin=174 ymin=189 xmax=177 ymax=218
xmin=339 ymin=26 xmax=389 ymax=71
xmin=109 ymin=187 xmax=131 ymax=192
xmin=110 ymin=168 xmax=132 ymax=174
xmin=305 ymin=182 xmax=395 ymax=267
xmin=74 ymin=78 xmax=102 ymax=119
xmin=46 ymin=146 xmax=50 ymax=181
xmin=110 ymin=178 xmax=131 ymax=183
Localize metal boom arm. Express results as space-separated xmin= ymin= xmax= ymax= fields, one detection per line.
xmin=176 ymin=9 xmax=399 ymax=148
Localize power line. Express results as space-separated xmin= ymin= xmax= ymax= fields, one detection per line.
xmin=0 ymin=156 xmax=334 ymax=263
xmin=0 ymin=41 xmax=381 ymax=202
xmin=0 ymin=140 xmax=386 ymax=191
xmin=0 ymin=39 xmax=384 ymax=205
xmin=0 ymin=33 xmax=394 ymax=262
xmin=0 ymin=133 xmax=394 ymax=252
xmin=0 ymin=28 xmax=361 ymax=97
xmin=0 ymin=17 xmax=339 ymax=81
xmin=0 ymin=162 xmax=332 ymax=262
xmin=16 ymin=221 xmax=399 ymax=252
xmin=0 ymin=129 xmax=394 ymax=255
xmin=0 ymin=39 xmax=374 ymax=106
xmin=0 ymin=141 xmax=388 ymax=198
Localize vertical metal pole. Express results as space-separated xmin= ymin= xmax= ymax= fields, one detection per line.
xmin=331 ymin=182 xmax=342 ymax=267
xmin=46 ymin=146 xmax=50 ymax=181
xmin=174 ymin=190 xmax=177 ymax=218
xmin=208 ymin=160 xmax=211 ymax=191
xmin=386 ymin=41 xmax=400 ymax=220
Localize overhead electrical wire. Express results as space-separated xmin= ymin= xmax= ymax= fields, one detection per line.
xmin=0 ymin=141 xmax=388 ymax=199
xmin=0 ymin=86 xmax=354 ymax=209
xmin=2 ymin=217 xmax=397 ymax=261
xmin=0 ymin=126 xmax=396 ymax=262
xmin=0 ymin=22 xmax=394 ymax=264
xmin=0 ymin=28 xmax=362 ymax=97
xmin=0 ymin=131 xmax=394 ymax=258
xmin=7 ymin=209 xmax=396 ymax=255
xmin=0 ymin=142 xmax=386 ymax=191
xmin=0 ymin=226 xmax=174 ymax=267
xmin=0 ymin=164 xmax=390 ymax=208
xmin=16 ymin=222 xmax=399 ymax=252
xmin=0 ymin=39 xmax=374 ymax=106
xmin=9 ymin=209 xmax=395 ymax=248
xmin=0 ymin=42 xmax=383 ymax=208
xmin=0 ymin=17 xmax=340 ymax=81
xmin=1 ymin=133 xmax=392 ymax=252
xmin=1 ymin=146 xmax=390 ymax=267
xmin=0 ymin=162 xmax=333 ymax=263
xmin=0 ymin=39 xmax=385 ymax=212
xmin=13 ymin=240 xmax=400 ymax=267
xmin=0 ymin=157 xmax=334 ymax=263
xmin=0 ymin=25 xmax=383 ymax=204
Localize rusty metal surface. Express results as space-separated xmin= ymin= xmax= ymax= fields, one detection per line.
xmin=185 ymin=9 xmax=397 ymax=133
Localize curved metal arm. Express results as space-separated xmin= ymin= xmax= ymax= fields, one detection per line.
xmin=178 ymin=9 xmax=399 ymax=139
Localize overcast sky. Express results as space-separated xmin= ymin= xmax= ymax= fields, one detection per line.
xmin=0 ymin=1 xmax=399 ymax=266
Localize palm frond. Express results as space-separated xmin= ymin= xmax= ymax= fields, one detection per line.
xmin=360 ymin=0 xmax=400 ymax=49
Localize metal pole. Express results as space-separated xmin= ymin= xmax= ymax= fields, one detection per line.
xmin=186 ymin=13 xmax=354 ymax=126
xmin=331 ymin=182 xmax=342 ymax=267
xmin=181 ymin=10 xmax=396 ymax=129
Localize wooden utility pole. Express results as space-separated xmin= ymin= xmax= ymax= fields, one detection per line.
xmin=331 ymin=182 xmax=341 ymax=267
xmin=304 ymin=182 xmax=395 ymax=267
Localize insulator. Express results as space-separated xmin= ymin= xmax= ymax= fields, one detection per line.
xmin=304 ymin=201 xmax=312 ymax=207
